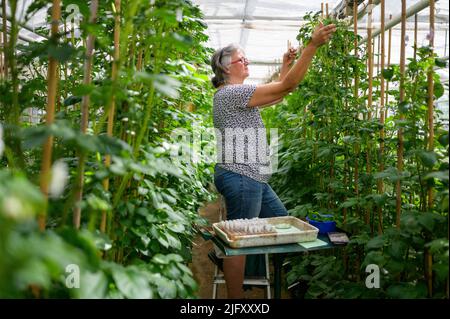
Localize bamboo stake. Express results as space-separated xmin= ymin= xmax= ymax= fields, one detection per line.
xmin=0 ymin=16 xmax=3 ymax=80
xmin=426 ymin=0 xmax=435 ymax=298
xmin=396 ymin=0 xmax=406 ymax=229
xmin=365 ymin=0 xmax=374 ymax=227
xmin=377 ymin=0 xmax=385 ymax=235
xmin=353 ymin=0 xmax=360 ymax=212
xmin=427 ymin=0 xmax=435 ymax=209
xmin=326 ymin=3 xmax=329 ymax=18
xmin=8 ymin=0 xmax=19 ymax=127
xmin=38 ymin=0 xmax=61 ymax=232
xmin=414 ymin=14 xmax=418 ymax=60
xmin=385 ymin=14 xmax=392 ymax=113
xmin=367 ymin=0 xmax=373 ymax=120
xmin=1 ymin=0 xmax=8 ymax=79
xmin=101 ymin=0 xmax=121 ymax=234
xmin=343 ymin=0 xmax=349 ymax=224
xmin=136 ymin=49 xmax=143 ymax=71
xmin=321 ymin=3 xmax=324 ymax=19
xmin=377 ymin=34 xmax=380 ymax=101
xmin=73 ymin=0 xmax=99 ymax=230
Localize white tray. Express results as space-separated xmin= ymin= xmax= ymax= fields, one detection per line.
xmin=212 ymin=216 xmax=319 ymax=248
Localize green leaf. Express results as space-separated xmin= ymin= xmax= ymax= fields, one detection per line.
xmin=425 ymin=238 xmax=449 ymax=254
xmin=398 ymin=101 xmax=410 ymax=114
xmin=167 ymin=223 xmax=185 ymax=233
xmin=417 ymin=150 xmax=437 ymax=168
xmin=387 ymin=240 xmax=408 ymax=260
xmin=424 ymin=170 xmax=449 ymax=182
xmin=156 ymin=277 xmax=177 ymax=299
xmin=382 ymin=68 xmax=394 ymax=80
xmin=434 ymin=82 xmax=444 ymax=99
xmin=164 ymin=232 xmax=181 ymax=250
xmin=340 ymin=197 xmax=359 ymax=208
xmin=386 ymin=283 xmax=427 ymax=299
xmin=385 ymin=259 xmax=405 ymax=274
xmin=153 ymin=74 xmax=181 ymax=99
xmin=433 ymin=263 xmax=450 ymax=282
xmin=438 ymin=133 xmax=449 ymax=147
xmin=63 ymin=95 xmax=82 ymax=107
xmin=363 ymin=251 xmax=386 ymax=267
xmin=435 ymin=57 xmax=447 ymax=68
xmin=78 ymin=271 xmax=108 ymax=298
xmin=134 ymin=72 xmax=181 ymax=99
xmin=111 ymin=267 xmax=152 ymax=299
xmin=48 ymin=42 xmax=77 ymax=63
xmin=21 ymin=126 xmax=51 ymax=149
xmin=152 ymin=254 xmax=169 ymax=265
xmin=366 ymin=235 xmax=385 ymax=249
xmin=417 ymin=213 xmax=435 ymax=232
xmin=157 ymin=234 xmax=169 ymax=248
xmin=86 ymin=194 xmax=111 ymax=211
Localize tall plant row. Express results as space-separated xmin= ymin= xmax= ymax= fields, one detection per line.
xmin=0 ymin=0 xmax=216 ymax=298
xmin=264 ymin=8 xmax=448 ymax=298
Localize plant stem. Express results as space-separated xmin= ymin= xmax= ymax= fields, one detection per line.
xmin=39 ymin=0 xmax=61 ymax=232
xmin=73 ymin=0 xmax=99 ymax=229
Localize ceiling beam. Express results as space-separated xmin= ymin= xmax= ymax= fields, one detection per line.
xmin=0 ymin=11 xmax=48 ymax=40
xmin=204 ymin=15 xmax=307 ymax=21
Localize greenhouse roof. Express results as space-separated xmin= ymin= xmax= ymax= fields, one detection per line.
xmin=192 ymin=0 xmax=449 ymax=84
xmin=1 ymin=0 xmax=449 ymax=86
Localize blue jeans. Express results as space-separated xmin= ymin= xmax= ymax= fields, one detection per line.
xmin=214 ymin=166 xmax=288 ymax=221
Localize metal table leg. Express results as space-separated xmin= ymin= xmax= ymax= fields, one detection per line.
xmin=273 ymin=253 xmax=285 ymax=299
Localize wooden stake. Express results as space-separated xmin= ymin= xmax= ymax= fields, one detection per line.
xmin=321 ymin=3 xmax=324 ymax=19
xmin=396 ymin=0 xmax=406 ymax=229
xmin=1 ymin=0 xmax=8 ymax=78
xmin=377 ymin=34 xmax=380 ymax=98
xmin=343 ymin=0 xmax=349 ymax=224
xmin=326 ymin=3 xmax=329 ymax=18
xmin=39 ymin=0 xmax=61 ymax=232
xmin=367 ymin=0 xmax=373 ymax=120
xmin=101 ymin=0 xmax=121 ymax=233
xmin=377 ymin=0 xmax=385 ymax=235
xmin=385 ymin=14 xmax=392 ymax=111
xmin=414 ymin=14 xmax=418 ymax=60
xmin=353 ymin=0 xmax=360 ymax=209
xmin=136 ymin=49 xmax=143 ymax=71
xmin=427 ymin=0 xmax=435 ymax=210
xmin=73 ymin=0 xmax=99 ymax=229
xmin=345 ymin=0 xmax=348 ymax=19
xmin=426 ymin=248 xmax=433 ymax=297
xmin=0 ymin=16 xmax=3 ymax=80
xmin=365 ymin=0 xmax=374 ymax=227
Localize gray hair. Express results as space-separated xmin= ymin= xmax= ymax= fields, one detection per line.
xmin=210 ymin=43 xmax=243 ymax=88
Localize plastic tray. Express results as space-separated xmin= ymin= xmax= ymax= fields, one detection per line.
xmin=212 ymin=216 xmax=319 ymax=248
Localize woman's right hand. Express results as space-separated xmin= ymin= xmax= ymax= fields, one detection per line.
xmin=310 ymin=23 xmax=337 ymax=48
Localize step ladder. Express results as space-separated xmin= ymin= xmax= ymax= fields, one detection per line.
xmin=211 ymin=195 xmax=271 ymax=299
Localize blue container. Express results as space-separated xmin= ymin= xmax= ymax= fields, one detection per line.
xmin=306 ymin=215 xmax=336 ymax=234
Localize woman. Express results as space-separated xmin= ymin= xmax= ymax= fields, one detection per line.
xmin=211 ymin=23 xmax=336 ymax=299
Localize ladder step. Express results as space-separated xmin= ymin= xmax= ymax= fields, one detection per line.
xmin=213 ymin=275 xmax=270 ymax=286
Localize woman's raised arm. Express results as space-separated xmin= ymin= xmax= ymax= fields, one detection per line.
xmin=248 ymin=23 xmax=336 ymax=108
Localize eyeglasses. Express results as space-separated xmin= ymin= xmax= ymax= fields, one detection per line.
xmin=230 ymin=57 xmax=249 ymax=65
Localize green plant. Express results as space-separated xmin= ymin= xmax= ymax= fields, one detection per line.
xmin=307 ymin=212 xmax=334 ymax=222
xmin=0 ymin=0 xmax=216 ymax=299
xmin=263 ymin=11 xmax=448 ymax=299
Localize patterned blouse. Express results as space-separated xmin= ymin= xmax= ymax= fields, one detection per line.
xmin=213 ymin=84 xmax=272 ymax=183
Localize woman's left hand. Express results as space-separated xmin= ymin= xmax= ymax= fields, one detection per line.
xmin=282 ymin=46 xmax=298 ymax=66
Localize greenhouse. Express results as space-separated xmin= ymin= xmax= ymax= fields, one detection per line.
xmin=0 ymin=0 xmax=448 ymax=302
